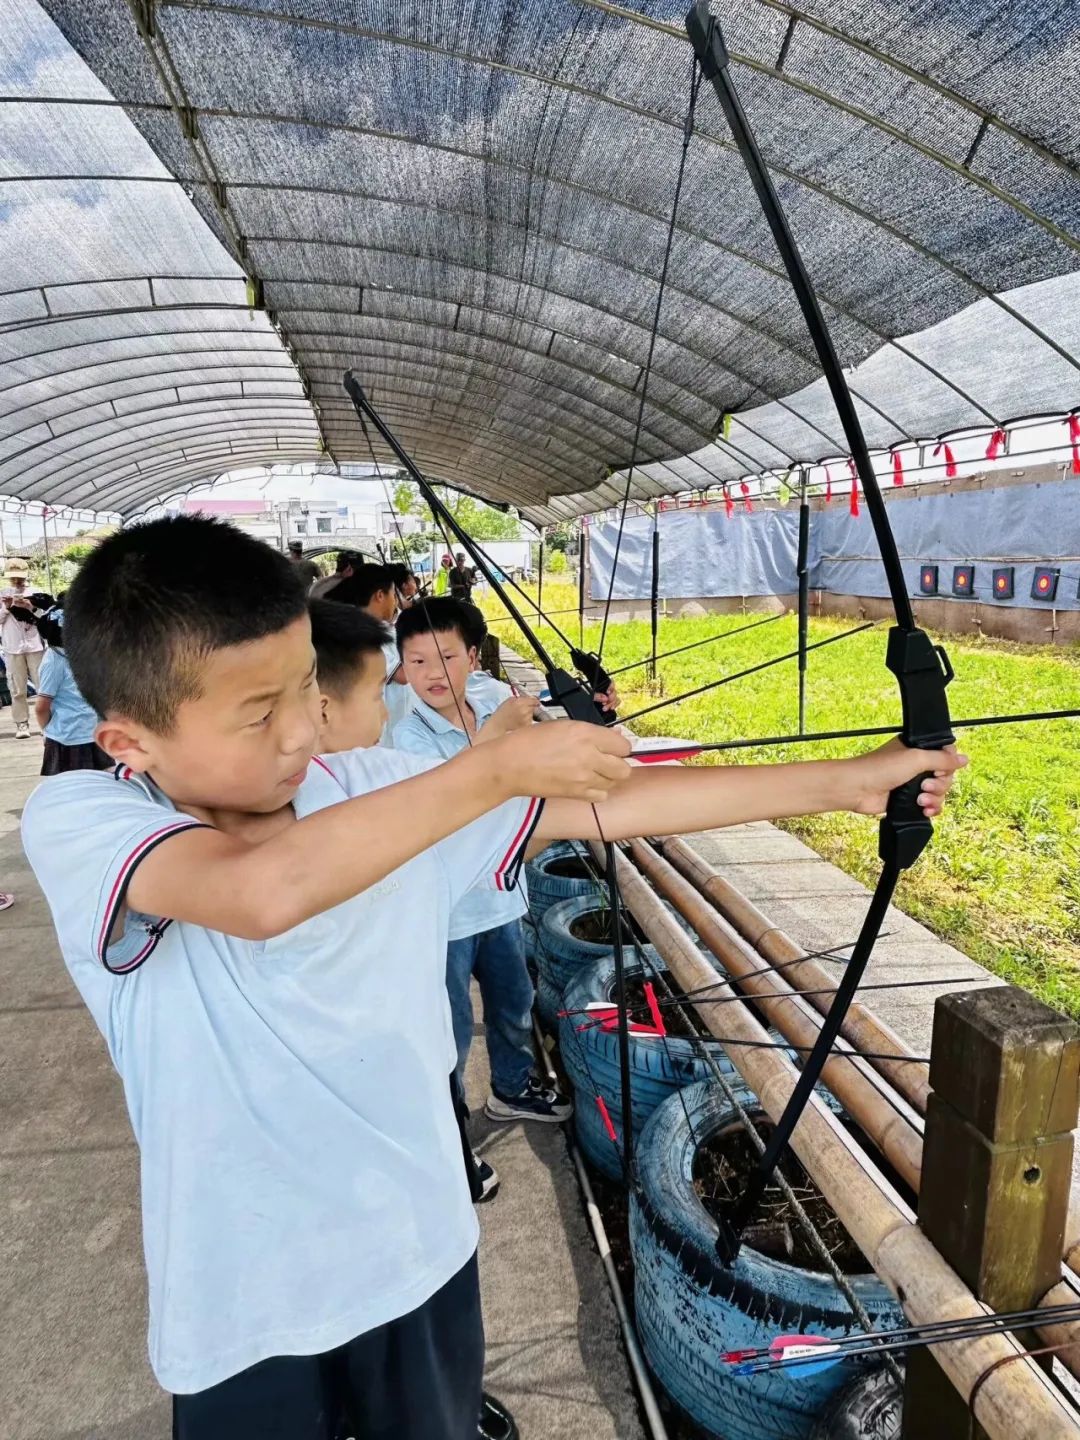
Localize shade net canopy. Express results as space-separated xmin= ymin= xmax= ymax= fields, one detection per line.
xmin=2 ymin=0 xmax=1079 ymax=523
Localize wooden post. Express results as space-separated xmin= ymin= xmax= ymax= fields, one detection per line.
xmin=903 ymin=987 xmax=1080 ymax=1439
xmin=479 ymin=632 xmax=501 ymax=681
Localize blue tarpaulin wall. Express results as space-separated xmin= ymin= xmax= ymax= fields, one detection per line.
xmin=589 ymin=478 xmax=1080 ymax=611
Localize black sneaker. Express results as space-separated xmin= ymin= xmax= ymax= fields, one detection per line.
xmin=479 ymin=1392 xmax=518 ymax=1440
xmin=473 ymin=1151 xmax=500 ymax=1202
xmin=484 ymin=1074 xmax=573 ymax=1124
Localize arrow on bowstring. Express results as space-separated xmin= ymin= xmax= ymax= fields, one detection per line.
xmin=686 ymin=1 xmax=955 ymax=1266
xmin=628 ymin=707 xmax=1080 ymax=763
xmin=721 ymin=1300 xmax=1080 ymax=1377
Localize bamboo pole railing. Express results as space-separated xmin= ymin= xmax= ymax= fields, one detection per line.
xmin=627 ymin=837 xmax=923 ymax=1192
xmin=656 ymin=834 xmax=930 ymax=1110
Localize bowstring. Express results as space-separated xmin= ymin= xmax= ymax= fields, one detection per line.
xmin=356 ymin=412 xmax=477 ymax=746
xmin=596 ymin=55 xmax=701 ymax=666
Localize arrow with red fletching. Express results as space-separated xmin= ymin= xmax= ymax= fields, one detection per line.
xmin=720 ymin=1300 xmax=1080 ymax=1377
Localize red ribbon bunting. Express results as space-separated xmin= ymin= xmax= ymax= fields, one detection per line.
xmin=985 ymin=428 xmax=1007 ymax=460
xmin=847 ymin=459 xmax=860 ymax=517
xmin=933 ymin=441 xmax=957 ymax=479
xmin=1070 ymin=415 xmax=1080 ymax=475
xmin=824 ymin=465 xmax=833 ymax=503
xmin=739 ymin=481 xmax=754 ymax=513
xmin=891 ymin=450 xmax=905 ymax=486
xmin=724 ymin=484 xmax=734 ymax=519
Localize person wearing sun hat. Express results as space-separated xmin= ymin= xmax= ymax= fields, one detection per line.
xmin=1 ymin=560 xmax=45 ymax=739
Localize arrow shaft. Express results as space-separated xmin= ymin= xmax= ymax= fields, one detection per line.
xmin=632 ymin=707 xmax=1080 ymax=760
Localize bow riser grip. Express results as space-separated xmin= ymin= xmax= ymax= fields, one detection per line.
xmin=546 ymin=668 xmax=604 ymax=725
xmin=880 ymin=627 xmax=955 ymax=870
xmin=569 ymin=647 xmax=620 ymax=726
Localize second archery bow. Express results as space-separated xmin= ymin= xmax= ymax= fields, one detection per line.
xmin=684 ymin=1 xmax=954 ymax=1263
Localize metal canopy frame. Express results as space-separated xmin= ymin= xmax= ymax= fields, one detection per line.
xmin=1 ymin=0 xmax=1078 ymax=521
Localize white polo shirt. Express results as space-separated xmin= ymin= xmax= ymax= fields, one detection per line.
xmin=21 ymin=750 xmax=542 ymax=1393
xmin=392 ymin=676 xmax=530 ymax=940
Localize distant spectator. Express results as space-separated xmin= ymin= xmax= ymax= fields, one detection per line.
xmin=1 ymin=566 xmax=44 ymax=739
xmin=34 ymin=615 xmax=111 ymax=775
xmin=311 ymin=550 xmax=361 ymax=601
xmin=433 ymin=552 xmax=454 ymax=597
xmin=449 ymin=553 xmax=476 ymax=603
xmin=286 ymin=540 xmax=320 ymax=589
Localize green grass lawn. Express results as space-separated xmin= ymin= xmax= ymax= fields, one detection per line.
xmin=481 ymin=580 xmax=1080 ymax=1016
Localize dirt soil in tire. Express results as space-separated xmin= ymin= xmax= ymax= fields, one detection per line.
xmin=694 ymin=1118 xmax=870 ymax=1274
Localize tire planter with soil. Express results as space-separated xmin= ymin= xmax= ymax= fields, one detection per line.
xmin=525 ymin=842 xmax=598 ymax=926
xmin=558 ymin=952 xmax=740 ymax=1181
xmin=631 ymin=1082 xmax=903 ymax=1440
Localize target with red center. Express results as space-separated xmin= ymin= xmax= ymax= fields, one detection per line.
xmin=1031 ymin=568 xmax=1060 ymax=601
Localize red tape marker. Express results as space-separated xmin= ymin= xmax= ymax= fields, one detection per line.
xmin=643 ymin=981 xmax=667 ymax=1036
xmin=595 ymin=1095 xmax=618 ymax=1143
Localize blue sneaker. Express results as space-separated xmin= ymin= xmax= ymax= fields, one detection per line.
xmin=484 ymin=1074 xmax=572 ymax=1124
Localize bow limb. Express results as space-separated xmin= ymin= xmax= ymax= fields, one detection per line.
xmin=686 ymin=2 xmax=954 ymax=1262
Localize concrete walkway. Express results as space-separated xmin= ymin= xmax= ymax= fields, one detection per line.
xmin=0 ymin=728 xmax=641 ymax=1440
xmin=682 ymin=821 xmax=998 ymax=1058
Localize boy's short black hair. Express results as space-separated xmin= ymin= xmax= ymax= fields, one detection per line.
xmin=387 ymin=562 xmax=414 ymax=588
xmin=64 ymin=515 xmax=309 ymax=733
xmin=335 ymin=551 xmax=361 ymax=574
xmin=395 ymin=596 xmax=484 ymax=652
xmin=328 ymin=563 xmax=396 ymax=608
xmin=309 ymin=599 xmax=390 ymax=696
xmin=37 ymin=614 xmax=63 ymax=649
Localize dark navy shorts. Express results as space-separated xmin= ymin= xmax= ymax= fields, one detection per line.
xmin=172 ymin=1249 xmax=483 ymax=1440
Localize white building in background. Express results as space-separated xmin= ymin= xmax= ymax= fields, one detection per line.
xmin=272 ymin=497 xmax=424 ymax=546
xmin=165 ymin=466 xmax=430 ymax=555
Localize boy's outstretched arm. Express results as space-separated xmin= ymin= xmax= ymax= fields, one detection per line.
xmin=124 ymin=722 xmax=634 ymax=940
xmin=532 ymin=739 xmax=966 ymax=848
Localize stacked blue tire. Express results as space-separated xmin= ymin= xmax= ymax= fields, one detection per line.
xmin=525 ymin=842 xmax=598 ymax=924
xmin=533 ymin=894 xmax=627 ymax=1029
xmin=524 ymin=844 xmax=600 ymax=983
xmin=631 ymin=1082 xmax=903 ymax=1440
xmin=558 ymin=952 xmax=737 ymax=1181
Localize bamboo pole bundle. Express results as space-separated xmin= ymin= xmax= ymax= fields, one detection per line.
xmin=594 ymin=843 xmax=1080 ymax=1436
xmin=656 ymin=835 xmax=930 ymax=1110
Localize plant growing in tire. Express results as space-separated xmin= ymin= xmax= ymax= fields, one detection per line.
xmin=631 ymin=1082 xmax=902 ymax=1440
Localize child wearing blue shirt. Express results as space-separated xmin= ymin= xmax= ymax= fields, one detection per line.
xmin=20 ymin=515 xmax=961 ymax=1440
xmin=393 ymin=599 xmax=571 ymax=1131
xmin=33 ymin=615 xmax=110 ymax=775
